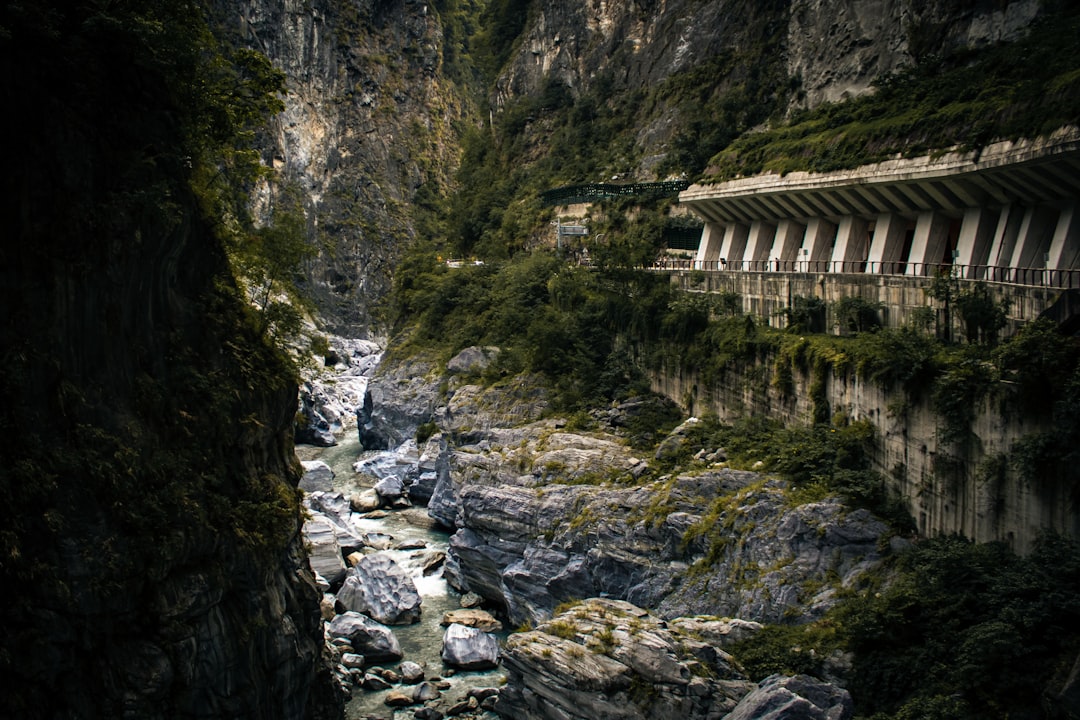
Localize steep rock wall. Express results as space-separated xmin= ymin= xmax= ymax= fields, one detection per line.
xmin=492 ymin=0 xmax=1045 ymax=173
xmin=788 ymin=0 xmax=1042 ymax=107
xmin=214 ymin=0 xmax=467 ymax=334
xmin=649 ymin=352 xmax=1077 ymax=554
xmin=0 ymin=4 xmax=339 ymax=717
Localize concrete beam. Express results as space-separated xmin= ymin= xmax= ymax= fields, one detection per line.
xmin=769 ymin=193 xmax=809 ymax=219
xmin=727 ymin=198 xmax=758 ymax=224
xmin=786 ymin=192 xmax=821 ymax=218
xmin=696 ymin=222 xmax=724 ymax=264
xmin=837 ymin=188 xmax=876 ymax=216
xmin=1010 ymin=205 xmax=1060 ymax=269
xmin=833 ymin=215 xmax=870 ymax=272
xmin=869 ymin=184 xmax=918 ymax=213
xmin=940 ymin=177 xmax=984 ymax=208
xmin=894 ymin=182 xmax=937 ymax=212
xmin=772 ymin=219 xmax=808 ymax=267
xmin=693 ymin=200 xmax=725 ymax=224
xmin=868 ymin=212 xmax=911 ymax=274
xmin=956 ymin=207 xmax=999 ymax=279
xmin=1013 ymin=167 xmax=1062 ymax=202
xmin=1039 ymin=161 xmax=1080 ymax=196
xmin=747 ymin=220 xmax=778 ymax=268
xmin=920 ymin=181 xmax=964 ymax=212
xmin=721 ymin=223 xmax=750 ymax=266
xmin=986 ymin=204 xmax=1026 ymax=281
xmin=968 ymin=173 xmax=1011 ymax=205
xmin=1048 ymin=203 xmax=1079 ymax=269
xmin=754 ymin=194 xmax=789 ymax=219
xmin=806 ymin=218 xmax=838 ymax=271
xmin=908 ymin=211 xmax=952 ymax=276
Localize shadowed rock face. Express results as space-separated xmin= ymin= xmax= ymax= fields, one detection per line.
xmin=0 ymin=3 xmax=337 ymax=716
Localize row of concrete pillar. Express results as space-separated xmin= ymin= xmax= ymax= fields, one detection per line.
xmin=694 ymin=202 xmax=1079 ymax=279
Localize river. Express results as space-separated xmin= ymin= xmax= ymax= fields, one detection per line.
xmin=297 ymin=434 xmax=506 ymax=720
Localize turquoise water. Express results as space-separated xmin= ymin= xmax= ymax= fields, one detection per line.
xmin=297 ymin=435 xmax=506 ymax=719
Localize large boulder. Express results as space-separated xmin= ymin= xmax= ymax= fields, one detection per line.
xmin=441 ymin=623 xmax=500 ymax=670
xmin=336 ymin=554 xmax=422 ymax=625
xmin=327 ymin=612 xmax=403 ymax=663
xmin=446 ymin=346 xmax=501 ymax=375
xmin=302 ymin=492 xmax=367 ymax=557
xmin=373 ymin=474 xmax=406 ymax=504
xmin=723 ymin=674 xmax=854 ymax=720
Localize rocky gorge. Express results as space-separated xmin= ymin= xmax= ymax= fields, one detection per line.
xmin=5 ymin=0 xmax=1073 ymax=717
xmin=294 ymin=342 xmax=885 ymax=718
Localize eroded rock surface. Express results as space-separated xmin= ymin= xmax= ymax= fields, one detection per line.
xmin=336 ymin=554 xmax=422 ymax=625
xmin=496 ymin=599 xmax=756 ymax=720
xmin=724 ymin=673 xmax=854 ymax=720
xmin=437 ymin=454 xmax=887 ymax=627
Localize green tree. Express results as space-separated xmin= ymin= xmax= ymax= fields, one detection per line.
xmin=955 ymin=284 xmax=1009 ymax=345
xmin=227 ymin=189 xmax=314 ymax=339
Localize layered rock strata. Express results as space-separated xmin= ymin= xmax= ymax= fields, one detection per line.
xmin=496 ymin=598 xmax=852 ymax=720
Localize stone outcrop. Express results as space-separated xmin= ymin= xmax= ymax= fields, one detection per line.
xmin=441 ymin=608 xmax=504 ymax=634
xmin=724 ymin=674 xmax=854 ymax=720
xmin=300 ymin=460 xmax=336 ymax=493
xmin=446 ymin=346 xmax=501 ymax=375
xmin=496 ymin=598 xmax=757 ymax=720
xmin=296 ymin=337 xmax=381 ymax=446
xmin=433 ymin=437 xmax=887 ymax=626
xmin=304 ymin=515 xmax=349 ymax=582
xmin=495 ymin=0 xmax=1044 ymax=140
xmin=362 ymin=354 xmax=551 ymax=452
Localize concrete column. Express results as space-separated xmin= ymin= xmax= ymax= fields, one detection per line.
xmin=747 ymin=220 xmax=778 ymax=270
xmin=832 ymin=216 xmax=870 ymax=272
xmin=695 ymin=222 xmax=724 ymax=267
xmin=956 ymin=207 xmax=998 ymax=279
xmin=721 ymin=222 xmax=750 ymax=269
xmin=805 ymin=218 xmax=838 ymax=272
xmin=868 ymin=212 xmax=911 ymax=274
xmin=986 ymin=204 xmax=1024 ymax=281
xmin=908 ymin=211 xmax=952 ymax=276
xmin=772 ymin=219 xmax=807 ymax=271
xmin=1048 ymin=203 xmax=1079 ymax=269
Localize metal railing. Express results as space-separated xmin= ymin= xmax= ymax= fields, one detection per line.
xmin=651 ymin=258 xmax=1080 ymax=289
xmin=541 ymin=180 xmax=691 ymax=206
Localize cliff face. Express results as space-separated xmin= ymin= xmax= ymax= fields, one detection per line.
xmin=488 ymin=0 xmax=1045 ymax=176
xmin=498 ymin=0 xmax=1043 ymax=111
xmin=213 ymin=0 xmax=468 ymax=335
xmin=217 ymin=0 xmax=1046 ymax=332
xmin=787 ymin=0 xmax=1042 ymax=107
xmin=0 ymin=3 xmax=337 ymax=717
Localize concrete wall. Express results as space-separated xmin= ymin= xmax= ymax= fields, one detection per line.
xmin=669 ymin=269 xmax=1063 ymax=337
xmin=650 ymin=352 xmax=1078 ymax=555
